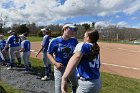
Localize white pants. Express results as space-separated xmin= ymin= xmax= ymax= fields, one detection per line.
xmin=76 ymin=78 xmax=101 ymax=93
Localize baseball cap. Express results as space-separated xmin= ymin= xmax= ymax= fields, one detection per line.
xmin=41 ymin=28 xmax=50 ymax=32
xmin=7 ymin=30 xmax=13 ymax=34
xmin=62 ymin=24 xmax=78 ymax=31
xmin=19 ymin=33 xmax=27 ymax=38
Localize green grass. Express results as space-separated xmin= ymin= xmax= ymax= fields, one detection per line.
xmin=28 ymin=36 xmax=42 ymax=42
xmin=0 ymin=81 xmax=23 ymax=93
xmin=4 ymin=36 xmax=42 ymax=42
xmin=0 ymin=58 xmax=140 ymax=93
xmin=100 ymin=72 xmax=140 ymax=93
xmin=30 ymin=58 xmax=140 ymax=93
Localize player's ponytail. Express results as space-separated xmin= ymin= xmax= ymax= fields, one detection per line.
xmin=13 ymin=31 xmax=19 ymax=43
xmin=86 ymin=30 xmax=100 ymax=59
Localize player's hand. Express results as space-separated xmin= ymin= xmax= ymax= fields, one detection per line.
xmin=55 ymin=62 xmax=64 ymax=70
xmin=61 ymin=77 xmax=68 ymax=93
xmin=14 ymin=51 xmax=18 ymax=54
xmin=35 ymin=53 xmax=38 ymax=57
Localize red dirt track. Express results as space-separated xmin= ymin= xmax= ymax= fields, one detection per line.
xmin=30 ymin=42 xmax=140 ymax=79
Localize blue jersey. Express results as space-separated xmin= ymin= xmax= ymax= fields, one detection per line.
xmin=47 ymin=36 xmax=78 ymax=66
xmin=41 ymin=35 xmax=50 ymax=52
xmin=0 ymin=39 xmax=6 ymax=50
xmin=21 ymin=40 xmax=30 ymax=52
xmin=6 ymin=35 xmax=21 ymax=48
xmin=74 ymin=42 xmax=100 ymax=79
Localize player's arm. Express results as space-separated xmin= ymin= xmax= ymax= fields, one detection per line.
xmin=15 ymin=48 xmax=25 ymax=53
xmin=36 ymin=45 xmax=44 ymax=57
xmin=61 ymin=51 xmax=83 ymax=93
xmin=14 ymin=41 xmax=25 ymax=53
xmin=36 ymin=37 xmax=46 ymax=57
xmin=3 ymin=44 xmax=9 ymax=52
xmin=3 ymin=36 xmax=11 ymax=51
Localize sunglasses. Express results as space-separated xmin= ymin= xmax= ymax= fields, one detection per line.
xmin=68 ymin=27 xmax=78 ymax=32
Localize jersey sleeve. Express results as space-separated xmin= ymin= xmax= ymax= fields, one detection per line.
xmin=41 ymin=36 xmax=46 ymax=46
xmin=21 ymin=41 xmax=25 ymax=49
xmin=42 ymin=35 xmax=50 ymax=46
xmin=74 ymin=42 xmax=84 ymax=53
xmin=6 ymin=36 xmax=12 ymax=44
xmin=47 ymin=38 xmax=56 ymax=54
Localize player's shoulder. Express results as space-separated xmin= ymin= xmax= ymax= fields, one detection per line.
xmin=50 ymin=36 xmax=61 ymax=43
xmin=70 ymin=37 xmax=77 ymax=41
xmin=77 ymin=42 xmax=84 ymax=46
xmin=25 ymin=40 xmax=30 ymax=42
xmin=83 ymin=42 xmax=93 ymax=48
xmin=44 ymin=35 xmax=49 ymax=38
xmin=8 ymin=35 xmax=14 ymax=38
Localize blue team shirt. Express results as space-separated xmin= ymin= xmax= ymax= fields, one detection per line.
xmin=41 ymin=35 xmax=50 ymax=52
xmin=47 ymin=36 xmax=78 ymax=66
xmin=6 ymin=35 xmax=21 ymax=47
xmin=0 ymin=39 xmax=6 ymax=50
xmin=21 ymin=40 xmax=30 ymax=52
xmin=0 ymin=39 xmax=9 ymax=51
xmin=74 ymin=42 xmax=100 ymax=79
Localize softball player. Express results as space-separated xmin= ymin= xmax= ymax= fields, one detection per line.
xmin=47 ymin=24 xmax=78 ymax=93
xmin=36 ymin=28 xmax=52 ymax=80
xmin=15 ymin=33 xmax=31 ymax=72
xmin=0 ymin=34 xmax=10 ymax=66
xmin=61 ymin=30 xmax=101 ymax=93
xmin=3 ymin=30 xmax=21 ymax=70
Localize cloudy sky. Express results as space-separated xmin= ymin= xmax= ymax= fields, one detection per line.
xmin=1 ymin=0 xmax=140 ymax=28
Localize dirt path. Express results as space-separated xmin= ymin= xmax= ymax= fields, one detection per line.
xmin=31 ymin=42 xmax=140 ymax=79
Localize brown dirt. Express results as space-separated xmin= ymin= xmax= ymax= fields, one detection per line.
xmin=30 ymin=42 xmax=140 ymax=79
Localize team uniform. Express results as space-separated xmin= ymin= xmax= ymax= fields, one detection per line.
xmin=0 ymin=39 xmax=10 ymax=65
xmin=47 ymin=36 xmax=78 ymax=93
xmin=74 ymin=42 xmax=101 ymax=93
xmin=21 ymin=39 xmax=31 ymax=71
xmin=41 ymin=35 xmax=51 ymax=77
xmin=6 ymin=35 xmax=21 ymax=68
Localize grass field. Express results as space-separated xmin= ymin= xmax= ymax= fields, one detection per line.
xmin=0 ymin=81 xmax=23 ymax=93
xmin=31 ymin=58 xmax=140 ymax=93
xmin=4 ymin=36 xmax=42 ymax=42
xmin=3 ymin=35 xmax=140 ymax=45
xmin=1 ymin=58 xmax=140 ymax=93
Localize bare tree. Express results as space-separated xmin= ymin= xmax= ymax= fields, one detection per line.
xmin=0 ymin=13 xmax=8 ymax=34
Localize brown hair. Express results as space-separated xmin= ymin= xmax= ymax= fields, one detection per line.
xmin=13 ymin=31 xmax=19 ymax=43
xmin=85 ymin=30 xmax=100 ymax=60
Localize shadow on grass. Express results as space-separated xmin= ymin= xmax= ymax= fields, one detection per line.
xmin=0 ymin=86 xmax=7 ymax=93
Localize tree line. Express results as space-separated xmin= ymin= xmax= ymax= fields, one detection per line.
xmin=0 ymin=13 xmax=140 ymax=41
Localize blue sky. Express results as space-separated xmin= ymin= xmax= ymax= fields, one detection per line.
xmin=1 ymin=0 xmax=140 ymax=28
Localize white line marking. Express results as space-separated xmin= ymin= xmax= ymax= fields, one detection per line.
xmin=30 ymin=50 xmax=35 ymax=52
xmin=117 ymin=48 xmax=140 ymax=53
xmin=102 ymin=63 xmax=140 ymax=71
xmin=30 ymin=50 xmax=43 ymax=54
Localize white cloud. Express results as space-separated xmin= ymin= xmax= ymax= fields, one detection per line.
xmin=0 ymin=0 xmax=140 ymax=26
xmin=131 ymin=17 xmax=139 ymax=20
xmin=94 ymin=21 xmax=112 ymax=29
xmin=117 ymin=21 xmax=129 ymax=28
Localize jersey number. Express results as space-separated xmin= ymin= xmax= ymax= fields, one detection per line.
xmin=89 ymin=55 xmax=100 ymax=69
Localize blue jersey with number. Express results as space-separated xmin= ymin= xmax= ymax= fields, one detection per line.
xmin=47 ymin=36 xmax=78 ymax=66
xmin=74 ymin=42 xmax=100 ymax=79
xmin=6 ymin=35 xmax=21 ymax=48
xmin=41 ymin=35 xmax=50 ymax=52
xmin=21 ymin=40 xmax=30 ymax=52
